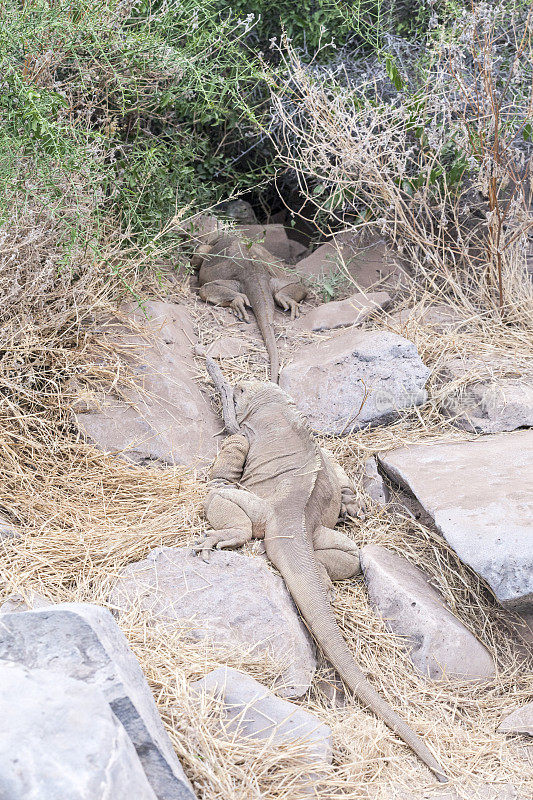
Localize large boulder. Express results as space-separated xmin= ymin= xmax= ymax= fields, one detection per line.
xmin=440 ymin=356 xmax=533 ymax=433
xmin=192 ymin=666 xmax=332 ymax=763
xmin=0 ymin=662 xmax=157 ymax=800
xmin=280 ymin=329 xmax=430 ymax=435
xmin=293 ymin=291 xmax=390 ymax=333
xmin=0 ymin=603 xmax=196 ymax=800
xmin=109 ymin=547 xmax=316 ymax=698
xmin=378 ymin=431 xmax=533 ymax=611
xmin=360 ymin=545 xmax=495 ymax=680
xmin=74 ymin=301 xmax=221 ymax=468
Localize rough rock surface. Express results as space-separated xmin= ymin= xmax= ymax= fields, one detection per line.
xmin=192 ymin=667 xmax=332 ymax=763
xmin=360 ymin=545 xmax=495 ymax=680
xmin=74 ymin=301 xmax=221 ymax=468
xmin=0 ymin=603 xmax=196 ymax=800
xmin=0 ymin=590 xmax=52 ymax=614
xmin=0 ymin=662 xmax=157 ymax=800
xmin=378 ymin=431 xmax=533 ymax=611
xmin=440 ymin=357 xmax=533 ymax=433
xmin=295 ymin=237 xmax=403 ymax=292
xmin=389 ymin=304 xmax=464 ymax=332
xmin=235 ymin=223 xmax=303 ymax=262
xmin=0 ymin=515 xmax=18 ymax=540
xmin=294 ymin=291 xmax=390 ymax=332
xmin=109 ymin=547 xmax=316 ymax=698
xmin=280 ymin=329 xmax=430 ymax=435
xmin=498 ymin=703 xmax=533 ymax=736
xmin=362 ymin=457 xmax=390 ymax=506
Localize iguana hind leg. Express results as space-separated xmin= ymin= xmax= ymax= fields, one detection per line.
xmin=195 ymin=485 xmax=273 ymax=562
xmin=321 ymin=448 xmax=367 ymax=523
xmin=271 ymin=279 xmax=307 ymax=319
xmin=199 ymin=279 xmax=250 ymax=321
xmin=313 ymin=526 xmax=361 ymax=581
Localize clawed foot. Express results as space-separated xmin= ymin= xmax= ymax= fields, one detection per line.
xmin=230 ymin=294 xmax=250 ymax=322
xmin=275 ymin=293 xmax=300 ymax=320
xmin=191 ymin=529 xmax=250 ymax=562
xmin=340 ymin=490 xmax=366 ymax=521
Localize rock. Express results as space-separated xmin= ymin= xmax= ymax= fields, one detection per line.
xmin=294 ymin=291 xmax=390 ymax=332
xmin=279 ymin=329 xmax=430 ymax=435
xmin=441 ymin=357 xmax=533 ymax=433
xmin=216 ymin=199 xmax=257 ymax=224
xmin=206 ymin=336 xmax=250 ymax=359
xmin=389 ymin=304 xmax=464 ymax=331
xmin=192 ymin=666 xmax=332 ymax=763
xmin=74 ymin=301 xmax=221 ymax=468
xmin=378 ymin=430 xmax=533 ymax=611
xmin=235 ymin=223 xmax=293 ymax=261
xmin=295 ymin=237 xmax=403 ymax=292
xmin=362 ymin=457 xmax=390 ymax=506
xmin=290 ymin=239 xmax=309 ymax=260
xmin=109 ymin=547 xmax=316 ymax=698
xmin=360 ymin=545 xmax=495 ymax=680
xmin=0 ymin=590 xmax=52 ymax=614
xmin=0 ymin=603 xmax=196 ymax=800
xmin=0 ymin=662 xmax=157 ymax=800
xmin=0 ymin=514 xmax=18 ymax=540
xmin=498 ymin=703 xmax=533 ymax=736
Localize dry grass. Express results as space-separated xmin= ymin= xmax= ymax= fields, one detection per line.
xmin=0 ymin=207 xmax=532 ymax=799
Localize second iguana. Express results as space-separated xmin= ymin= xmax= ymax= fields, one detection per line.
xmin=180 ymin=214 xmax=307 ymax=382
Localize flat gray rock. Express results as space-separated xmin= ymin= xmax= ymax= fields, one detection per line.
xmin=360 ymin=545 xmax=495 ymax=680
xmin=0 ymin=590 xmax=52 ymax=614
xmin=362 ymin=457 xmax=390 ymax=506
xmin=192 ymin=666 xmax=332 ymax=763
xmin=74 ymin=301 xmax=221 ymax=468
xmin=0 ymin=603 xmax=196 ymax=800
xmin=441 ymin=357 xmax=533 ymax=433
xmin=294 ymin=291 xmax=390 ymax=332
xmin=109 ymin=547 xmax=316 ymax=698
xmin=0 ymin=662 xmax=157 ymax=800
xmin=498 ymin=703 xmax=533 ymax=736
xmin=378 ymin=431 xmax=533 ymax=610
xmin=280 ymin=329 xmax=430 ymax=435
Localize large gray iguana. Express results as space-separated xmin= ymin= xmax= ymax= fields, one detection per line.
xmin=193 ymin=358 xmax=447 ymax=782
xmin=180 ymin=214 xmax=307 ymax=382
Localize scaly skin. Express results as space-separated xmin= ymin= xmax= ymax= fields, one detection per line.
xmin=194 ymin=381 xmax=448 ymax=783
xmin=181 ymin=215 xmax=307 ymax=383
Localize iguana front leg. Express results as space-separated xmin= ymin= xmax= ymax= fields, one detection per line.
xmin=199 ymin=280 xmax=250 ymax=321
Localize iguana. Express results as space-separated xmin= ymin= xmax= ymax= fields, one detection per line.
xmin=180 ymin=214 xmax=307 ymax=383
xmin=193 ymin=359 xmax=448 ymax=782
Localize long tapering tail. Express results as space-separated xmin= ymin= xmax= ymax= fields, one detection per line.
xmin=268 ymin=537 xmax=448 ymax=783
xmin=245 ymin=280 xmax=279 ymax=383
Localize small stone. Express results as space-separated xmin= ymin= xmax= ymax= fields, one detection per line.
xmin=389 ymin=304 xmax=464 ymax=331
xmin=498 ymin=703 xmax=533 ymax=736
xmin=362 ymin=457 xmax=390 ymax=506
xmin=192 ymin=666 xmax=332 ymax=764
xmin=0 ymin=590 xmax=52 ymax=614
xmin=0 ymin=515 xmax=18 ymax=540
xmin=206 ymin=336 xmax=250 ymax=359
xmin=0 ymin=603 xmax=196 ymax=800
xmin=280 ymin=329 xmax=430 ymax=435
xmin=440 ymin=357 xmax=533 ymax=433
xmin=294 ymin=292 xmax=390 ymax=332
xmin=109 ymin=547 xmax=316 ymax=698
xmin=0 ymin=662 xmax=157 ymax=800
xmin=360 ymin=545 xmax=495 ymax=680
xmin=378 ymin=431 xmax=533 ymax=611
xmin=74 ymin=301 xmax=221 ymax=468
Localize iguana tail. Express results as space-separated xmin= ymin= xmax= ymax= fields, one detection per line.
xmin=267 ymin=533 xmax=448 ymax=783
xmin=244 ymin=278 xmax=279 ymax=383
